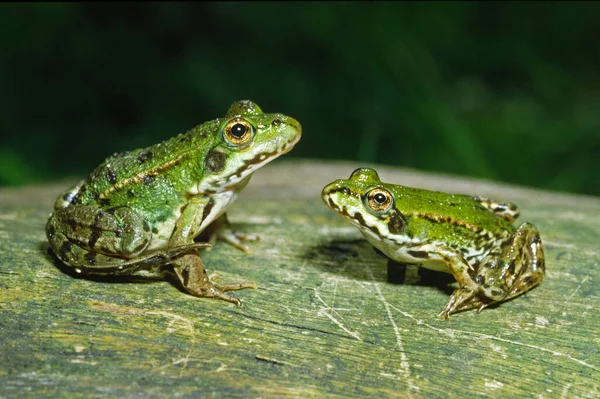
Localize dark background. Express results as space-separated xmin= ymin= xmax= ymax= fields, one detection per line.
xmin=1 ymin=2 xmax=599 ymax=195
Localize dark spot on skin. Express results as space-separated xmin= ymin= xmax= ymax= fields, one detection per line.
xmin=62 ymin=193 xmax=72 ymax=201
xmin=138 ymin=151 xmax=154 ymax=164
xmin=106 ymin=167 xmax=118 ymax=184
xmin=532 ymin=235 xmax=542 ymax=244
xmin=88 ymin=227 xmax=103 ymax=249
xmin=202 ymin=199 xmax=215 ymax=222
xmin=521 ymin=276 xmax=533 ymax=286
xmin=84 ymin=251 xmax=97 ymax=265
xmin=65 ymin=218 xmax=78 ymax=231
xmin=507 ymin=261 xmax=516 ymax=275
xmin=88 ymin=212 xmax=105 ymax=248
xmin=143 ymin=220 xmax=151 ymax=232
xmin=353 ymin=212 xmax=367 ymax=227
xmin=448 ymin=202 xmax=457 ymax=207
xmin=99 ymin=198 xmax=111 ymax=207
xmin=490 ymin=289 xmax=503 ymax=298
xmin=234 ymin=151 xmax=278 ymax=178
xmin=407 ymin=250 xmax=429 ymax=259
xmin=204 ymin=150 xmax=226 ymax=174
xmin=91 ymin=191 xmax=100 ymax=200
xmin=475 ymin=276 xmax=485 ymax=285
xmin=127 ymin=189 xmax=135 ymax=198
xmin=387 ymin=209 xmax=405 ymax=234
xmin=59 ymin=241 xmax=73 ymax=260
xmin=143 ymin=175 xmax=155 ymax=185
xmin=152 ymin=227 xmax=158 ymax=234
xmin=115 ymin=228 xmax=123 ymax=238
xmin=46 ymin=225 xmax=56 ymax=238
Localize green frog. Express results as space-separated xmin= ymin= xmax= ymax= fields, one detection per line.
xmin=321 ymin=168 xmax=545 ymax=318
xmin=46 ymin=100 xmax=302 ymax=306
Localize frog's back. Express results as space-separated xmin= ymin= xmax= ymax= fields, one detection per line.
xmin=69 ymin=121 xmax=220 ymax=209
xmin=386 ymin=184 xmax=513 ymax=234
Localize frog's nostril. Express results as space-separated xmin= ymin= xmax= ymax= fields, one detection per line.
xmin=272 ymin=118 xmax=282 ymax=126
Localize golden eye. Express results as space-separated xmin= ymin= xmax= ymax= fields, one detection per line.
xmin=366 ymin=188 xmax=393 ymax=213
xmin=223 ymin=118 xmax=254 ymax=146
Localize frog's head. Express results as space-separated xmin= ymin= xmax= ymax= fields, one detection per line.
xmin=322 ymin=168 xmax=406 ymax=237
xmin=199 ymin=100 xmax=302 ymax=192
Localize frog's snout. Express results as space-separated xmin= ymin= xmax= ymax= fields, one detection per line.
xmin=321 ymin=180 xmax=350 ymax=203
xmin=275 ymin=114 xmax=302 ymax=154
xmin=284 ymin=115 xmax=302 ymax=136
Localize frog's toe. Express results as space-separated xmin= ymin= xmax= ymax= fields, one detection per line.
xmin=438 ymin=287 xmax=480 ymax=318
xmin=199 ymin=285 xmax=244 ymax=307
xmin=218 ymin=230 xmax=259 ymax=254
xmin=216 ymin=281 xmax=258 ymax=292
xmin=437 ymin=308 xmax=451 ymax=320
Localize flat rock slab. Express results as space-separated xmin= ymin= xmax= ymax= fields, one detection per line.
xmin=1 ymin=159 xmax=599 ymax=398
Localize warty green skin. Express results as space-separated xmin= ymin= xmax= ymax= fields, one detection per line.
xmin=322 ymin=168 xmax=545 ymax=318
xmin=46 ymin=100 xmax=302 ymax=306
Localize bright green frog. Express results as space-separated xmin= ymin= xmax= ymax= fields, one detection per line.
xmin=46 ymin=100 xmax=302 ymax=306
xmin=321 ymin=168 xmax=545 ymax=318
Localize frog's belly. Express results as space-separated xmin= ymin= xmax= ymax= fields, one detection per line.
xmin=361 ymin=230 xmax=451 ymax=273
xmin=145 ymin=190 xmax=238 ymax=252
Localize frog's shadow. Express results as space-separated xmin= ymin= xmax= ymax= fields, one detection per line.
xmin=302 ymin=238 xmax=456 ymax=295
xmin=39 ymin=242 xmax=186 ymax=291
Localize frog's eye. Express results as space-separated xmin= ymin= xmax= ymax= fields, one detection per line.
xmin=223 ymin=118 xmax=254 ymax=146
xmin=365 ymin=188 xmax=393 ymax=214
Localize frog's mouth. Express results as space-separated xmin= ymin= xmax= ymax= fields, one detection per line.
xmin=223 ymin=133 xmax=301 ymax=188
xmin=322 ymin=187 xmax=365 ymax=226
xmin=198 ymin=127 xmax=302 ymax=194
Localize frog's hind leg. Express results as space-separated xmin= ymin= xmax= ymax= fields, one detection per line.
xmin=46 ymin=205 xmax=154 ymax=270
xmin=46 ymin=205 xmax=206 ymax=274
xmin=475 ymin=222 xmax=545 ymax=311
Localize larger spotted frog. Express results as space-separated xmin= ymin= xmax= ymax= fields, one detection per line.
xmin=321 ymin=168 xmax=545 ymax=318
xmin=46 ymin=100 xmax=302 ymax=306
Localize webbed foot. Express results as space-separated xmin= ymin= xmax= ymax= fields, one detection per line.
xmin=172 ymin=253 xmax=256 ymax=306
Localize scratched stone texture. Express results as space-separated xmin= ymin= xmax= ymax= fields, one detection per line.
xmin=0 ymin=159 xmax=599 ymax=398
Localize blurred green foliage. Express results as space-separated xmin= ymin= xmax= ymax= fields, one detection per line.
xmin=1 ymin=2 xmax=599 ymax=195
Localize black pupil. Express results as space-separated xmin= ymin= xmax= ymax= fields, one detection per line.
xmin=231 ymin=123 xmax=247 ymax=138
xmin=374 ymin=193 xmax=387 ymax=204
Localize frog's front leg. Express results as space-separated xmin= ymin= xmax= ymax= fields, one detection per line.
xmin=202 ymin=213 xmax=259 ymax=254
xmin=473 ymin=222 xmax=545 ymax=311
xmin=169 ymin=199 xmax=256 ymax=306
xmin=404 ymin=244 xmax=480 ymax=319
